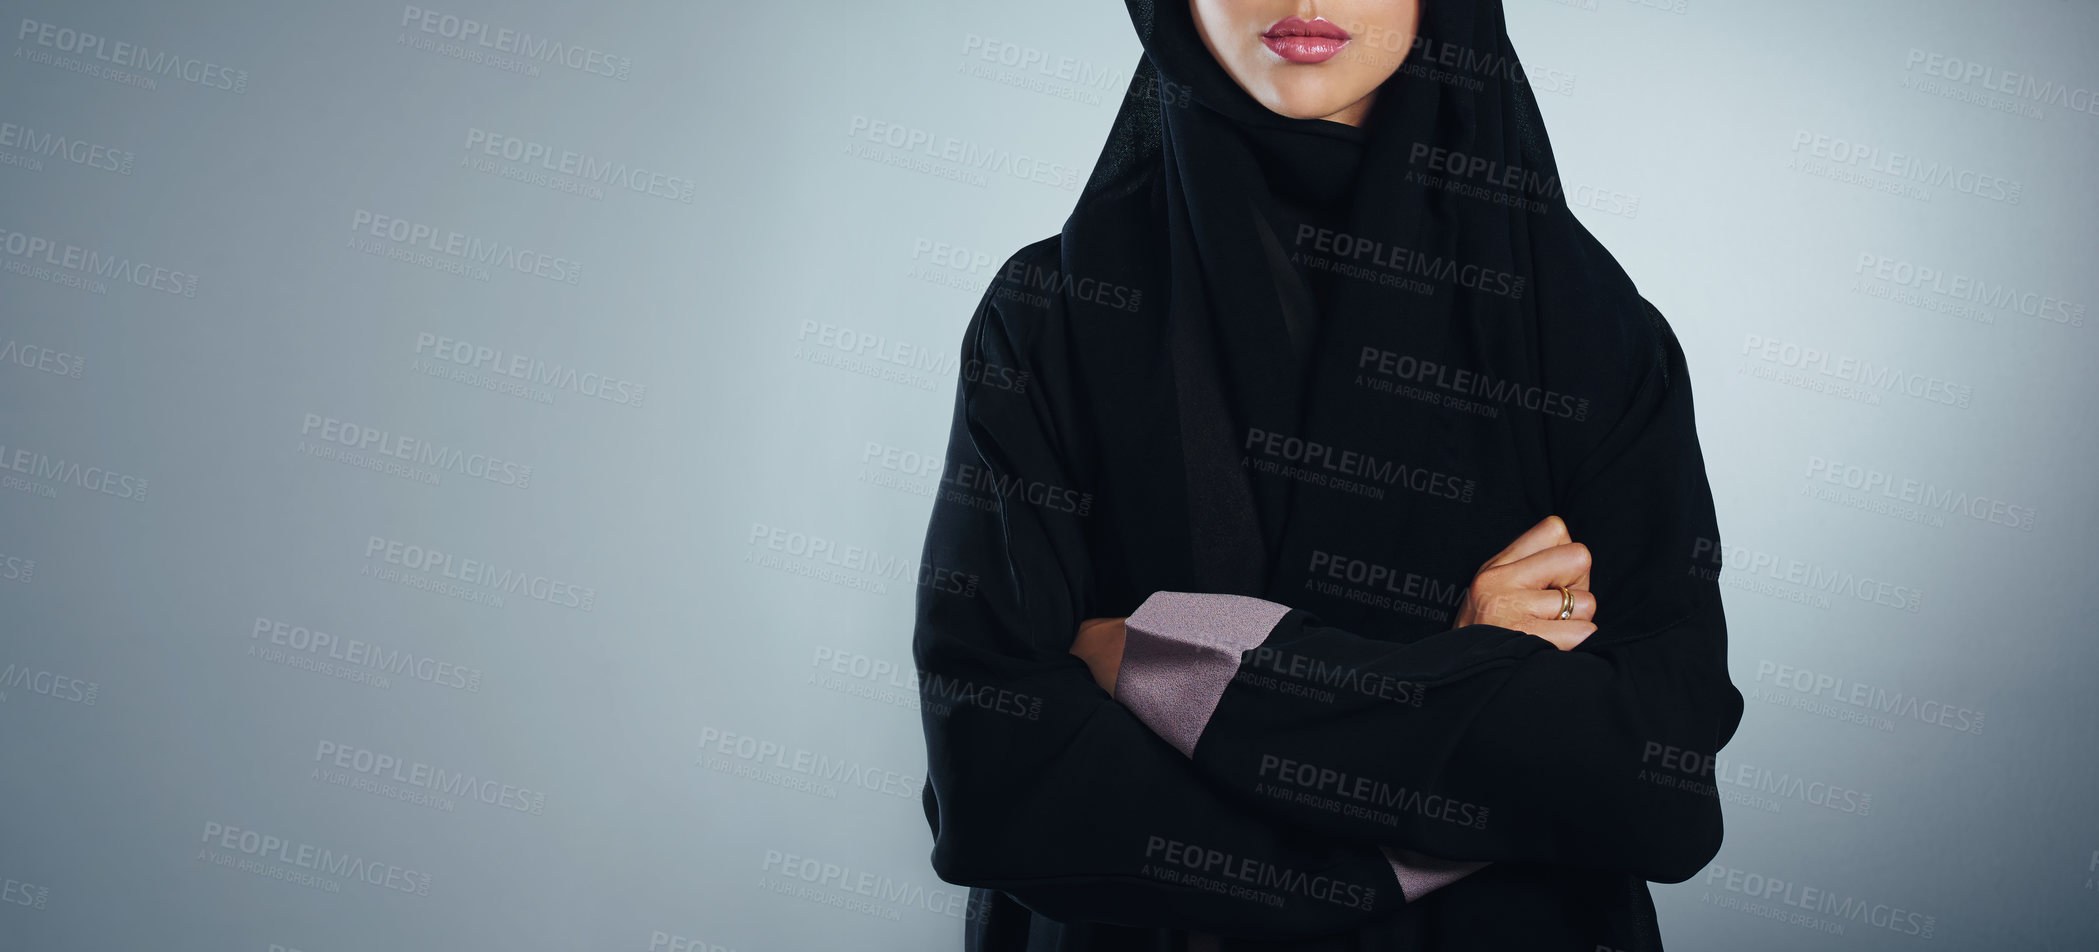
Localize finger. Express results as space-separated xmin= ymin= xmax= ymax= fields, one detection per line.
xmin=1482 ymin=515 xmax=1571 ymax=570
xmin=1551 ymin=517 xmax=1591 ymax=591
xmin=1510 ymin=587 xmax=1596 ymax=622
xmin=1519 ymin=620 xmax=1596 ymax=651
xmin=1483 ymin=514 xmax=1570 ymax=569
xmin=1493 ymin=541 xmax=1592 ymax=591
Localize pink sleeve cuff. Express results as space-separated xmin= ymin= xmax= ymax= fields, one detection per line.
xmin=1111 ymin=591 xmax=1291 ymax=758
xmin=1113 ymin=591 xmax=1494 ymax=903
xmin=1381 ymin=845 xmax=1489 ymax=901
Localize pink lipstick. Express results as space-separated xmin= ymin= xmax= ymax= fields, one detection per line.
xmin=1261 ymin=16 xmax=1350 ymax=64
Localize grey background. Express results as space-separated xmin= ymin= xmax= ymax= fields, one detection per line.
xmin=1 ymin=0 xmax=2095 ymax=949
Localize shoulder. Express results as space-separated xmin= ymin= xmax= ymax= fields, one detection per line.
xmin=962 ymin=233 xmax=1066 ymax=363
xmin=1542 ymin=284 xmax=1696 ymax=453
xmin=1544 ymin=216 xmax=1687 ymax=396
xmin=1628 ymin=295 xmax=1683 ymax=392
xmin=1576 ymin=278 xmax=1685 ymax=400
xmin=994 ymin=233 xmax=1067 ymax=290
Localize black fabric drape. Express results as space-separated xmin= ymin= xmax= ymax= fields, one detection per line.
xmin=1141 ymin=2 xmax=1372 ymax=583
xmin=913 ymin=1 xmax=1743 ymax=950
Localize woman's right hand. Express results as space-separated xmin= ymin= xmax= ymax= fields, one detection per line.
xmin=1453 ymin=515 xmax=1598 ymax=650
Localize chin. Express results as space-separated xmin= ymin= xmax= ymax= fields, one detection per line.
xmin=1255 ymin=83 xmax=1362 ymax=121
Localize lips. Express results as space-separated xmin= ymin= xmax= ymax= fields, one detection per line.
xmin=1261 ymin=15 xmax=1350 ymax=64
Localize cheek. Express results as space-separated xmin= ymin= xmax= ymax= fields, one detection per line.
xmin=1348 ymin=39 xmax=1406 ymax=89
xmin=1344 ymin=57 xmax=1387 ymax=89
xmin=1358 ymin=20 xmax=1411 ymax=58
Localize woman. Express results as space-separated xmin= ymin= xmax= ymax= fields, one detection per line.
xmin=912 ymin=1 xmax=1744 ymax=949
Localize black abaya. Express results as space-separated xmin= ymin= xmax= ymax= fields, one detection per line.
xmin=912 ymin=2 xmax=1743 ymax=949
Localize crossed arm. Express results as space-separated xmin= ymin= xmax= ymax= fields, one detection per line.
xmin=1073 ymin=512 xmax=1603 ymax=697
xmin=1069 ymin=514 xmax=1604 ymax=900
xmin=914 ymin=285 xmax=1743 ymax=938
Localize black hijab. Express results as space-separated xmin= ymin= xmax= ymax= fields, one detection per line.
xmin=1061 ymin=0 xmax=1648 ymax=600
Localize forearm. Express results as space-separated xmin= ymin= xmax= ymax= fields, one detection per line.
xmin=1114 ymin=587 xmax=1739 ymax=881
xmin=920 ymin=641 xmax=1425 ymax=937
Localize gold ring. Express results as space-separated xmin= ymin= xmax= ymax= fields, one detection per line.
xmin=1556 ymin=586 xmax=1573 ymax=620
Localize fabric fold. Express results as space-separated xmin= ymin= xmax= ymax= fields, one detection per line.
xmin=1112 ymin=591 xmax=1292 ymax=757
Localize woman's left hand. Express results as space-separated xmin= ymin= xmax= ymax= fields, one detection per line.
xmin=1069 ymin=617 xmax=1128 ymax=694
